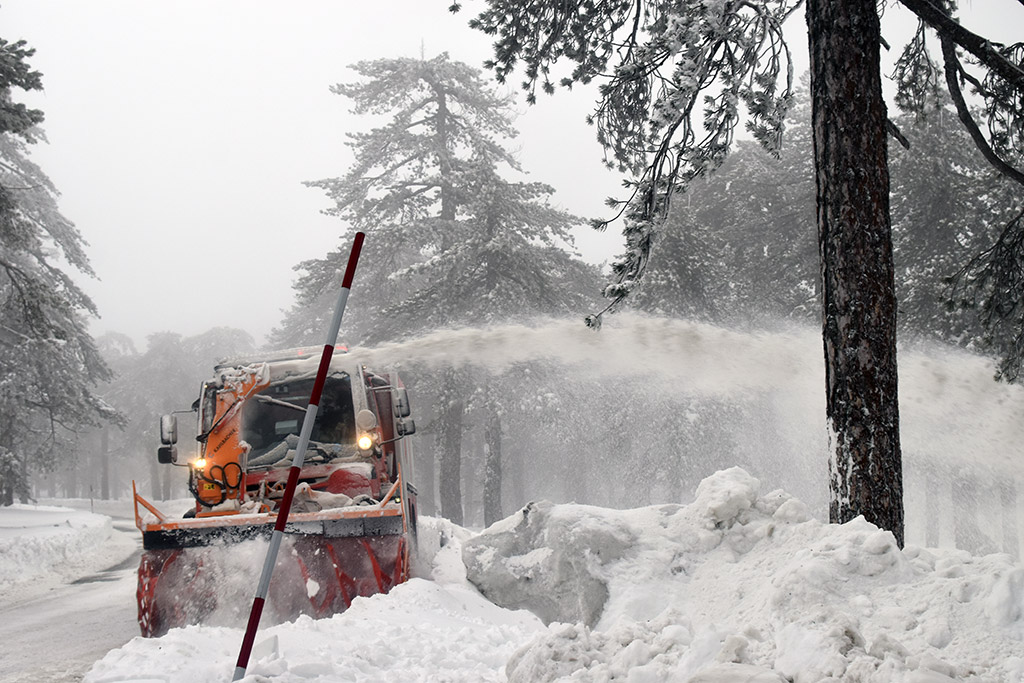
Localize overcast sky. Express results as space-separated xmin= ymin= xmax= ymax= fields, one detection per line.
xmin=3 ymin=1 xmax=1017 ymax=350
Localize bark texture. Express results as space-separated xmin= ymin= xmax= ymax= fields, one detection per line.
xmin=483 ymin=407 xmax=503 ymax=527
xmin=807 ymin=0 xmax=905 ymax=546
xmin=438 ymin=368 xmax=465 ymax=525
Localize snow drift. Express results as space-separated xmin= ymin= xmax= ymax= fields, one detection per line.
xmin=475 ymin=468 xmax=1024 ymax=682
xmin=0 ymin=503 xmax=114 ymax=590
xmin=79 ymin=468 xmax=1024 ymax=682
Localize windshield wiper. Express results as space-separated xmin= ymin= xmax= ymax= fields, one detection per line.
xmin=255 ymin=395 xmax=308 ymax=413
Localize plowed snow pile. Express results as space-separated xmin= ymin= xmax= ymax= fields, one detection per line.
xmin=0 ymin=504 xmax=114 ymax=590
xmin=84 ymin=469 xmax=1024 ymax=682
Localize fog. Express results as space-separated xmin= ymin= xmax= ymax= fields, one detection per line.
xmin=3 ymin=1 xmax=624 ymax=347
xmin=6 ymin=2 xmax=1016 ymax=349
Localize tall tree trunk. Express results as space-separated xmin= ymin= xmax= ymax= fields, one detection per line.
xmin=438 ymin=368 xmax=464 ymax=525
xmin=1001 ymin=478 xmax=1019 ymax=559
xmin=17 ymin=451 xmax=30 ymax=504
xmin=0 ymin=456 xmax=13 ymax=506
xmin=483 ymin=404 xmax=503 ymax=527
xmin=952 ymin=469 xmax=979 ymax=552
xmin=807 ymin=0 xmax=904 ymax=547
xmin=100 ymin=428 xmax=110 ymax=500
xmin=417 ymin=431 xmax=437 ymax=516
xmin=433 ymin=88 xmax=457 ymax=226
xmin=925 ymin=464 xmax=943 ymax=548
xmin=508 ymin=438 xmax=526 ymax=512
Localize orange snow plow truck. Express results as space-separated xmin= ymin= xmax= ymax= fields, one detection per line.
xmin=132 ymin=348 xmax=417 ymax=636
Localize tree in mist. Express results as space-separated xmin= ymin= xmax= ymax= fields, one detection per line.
xmin=692 ymin=90 xmax=818 ymax=325
xmin=638 ymin=90 xmax=1008 ymax=347
xmin=278 ymin=53 xmax=601 ymax=524
xmin=274 ymin=53 xmax=523 ymax=347
xmin=454 ymin=0 xmax=1024 ymax=546
xmin=888 ymin=106 xmax=1017 ymax=346
xmin=628 ymin=210 xmax=719 ymax=321
xmin=73 ymin=327 xmax=255 ymax=501
xmin=0 ymin=38 xmax=115 ymax=505
xmin=894 ymin=3 xmax=1024 ymax=383
xmin=633 ymin=93 xmax=817 ymax=326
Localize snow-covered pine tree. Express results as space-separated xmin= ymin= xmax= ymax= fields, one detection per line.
xmin=454 ymin=0 xmax=1024 ymax=547
xmin=0 ymin=38 xmax=115 ymax=505
xmin=276 ymin=53 xmax=601 ymax=524
xmin=888 ymin=104 xmax=1015 ymax=349
xmin=274 ymin=54 xmax=519 ymax=347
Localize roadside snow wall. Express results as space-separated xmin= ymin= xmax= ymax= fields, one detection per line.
xmin=462 ymin=500 xmax=636 ymax=626
xmin=0 ymin=504 xmax=113 ymax=589
xmin=462 ymin=467 xmax=768 ymax=627
xmin=466 ymin=467 xmax=1024 ymax=682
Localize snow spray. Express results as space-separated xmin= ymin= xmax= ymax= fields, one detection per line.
xmin=345 ymin=313 xmax=1024 ymax=545
xmin=347 ymin=316 xmax=1021 ymax=466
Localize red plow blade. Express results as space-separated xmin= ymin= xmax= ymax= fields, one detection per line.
xmin=138 ymin=533 xmax=408 ymax=637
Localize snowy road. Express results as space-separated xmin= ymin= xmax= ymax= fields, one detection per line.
xmin=0 ymin=513 xmax=141 ymax=683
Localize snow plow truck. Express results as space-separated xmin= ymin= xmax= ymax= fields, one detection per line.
xmin=132 ymin=347 xmax=418 ymax=636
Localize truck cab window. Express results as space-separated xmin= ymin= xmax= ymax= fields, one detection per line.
xmin=241 ymin=374 xmax=356 ymax=457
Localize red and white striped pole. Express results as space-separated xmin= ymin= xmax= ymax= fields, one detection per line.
xmin=232 ymin=231 xmax=365 ymax=682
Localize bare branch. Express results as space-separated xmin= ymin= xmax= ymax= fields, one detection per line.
xmin=898 ymin=0 xmax=1024 ymax=90
xmin=941 ymin=37 xmax=1024 ymax=189
xmin=887 ymin=119 xmax=911 ymax=149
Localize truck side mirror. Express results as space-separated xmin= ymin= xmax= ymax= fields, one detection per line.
xmin=160 ymin=415 xmax=178 ymax=445
xmin=396 ymin=418 xmax=416 ymax=436
xmin=393 ymin=388 xmax=411 ymax=418
xmin=157 ymin=445 xmax=177 ymax=464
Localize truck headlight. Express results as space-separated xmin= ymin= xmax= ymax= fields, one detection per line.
xmin=357 ymin=434 xmax=373 ymax=451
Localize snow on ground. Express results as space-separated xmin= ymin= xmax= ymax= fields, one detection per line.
xmin=83 ymin=517 xmax=545 ymax=683
xmin=473 ymin=468 xmax=1024 ymax=682
xmin=0 ymin=502 xmax=121 ymax=590
xmin=5 ymin=470 xmax=1024 ymax=682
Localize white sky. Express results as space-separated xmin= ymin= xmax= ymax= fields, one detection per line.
xmin=2 ymin=1 xmax=1017 ymax=349
xmin=3 ymin=1 xmax=625 ymax=348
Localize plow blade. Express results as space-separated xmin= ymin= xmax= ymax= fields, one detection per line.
xmin=137 ymin=532 xmax=408 ymax=637
xmin=133 ymin=490 xmax=412 ymax=637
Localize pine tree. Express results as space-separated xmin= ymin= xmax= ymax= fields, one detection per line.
xmin=889 ymin=106 xmax=1012 ymax=346
xmin=277 ymin=53 xmax=601 ymax=524
xmin=274 ymin=54 xmax=521 ymax=347
xmin=0 ymin=38 xmax=115 ymax=505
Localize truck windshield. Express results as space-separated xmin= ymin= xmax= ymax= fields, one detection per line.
xmin=241 ymin=374 xmax=356 ymax=458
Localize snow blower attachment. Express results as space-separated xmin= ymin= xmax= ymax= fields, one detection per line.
xmin=133 ymin=353 xmax=418 ymax=637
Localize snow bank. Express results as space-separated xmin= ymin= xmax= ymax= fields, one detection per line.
xmin=462 ymin=500 xmax=635 ymax=626
xmin=0 ymin=503 xmax=113 ymax=589
xmin=85 ymin=580 xmax=542 ymax=683
xmin=79 ymin=468 xmax=1024 ymax=682
xmin=85 ymin=516 xmax=545 ymax=683
xmin=484 ymin=468 xmax=1024 ymax=682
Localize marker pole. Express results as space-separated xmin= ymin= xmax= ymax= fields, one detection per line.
xmin=232 ymin=232 xmax=365 ymax=681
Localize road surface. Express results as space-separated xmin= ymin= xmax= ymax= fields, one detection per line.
xmin=0 ymin=505 xmax=141 ymax=683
